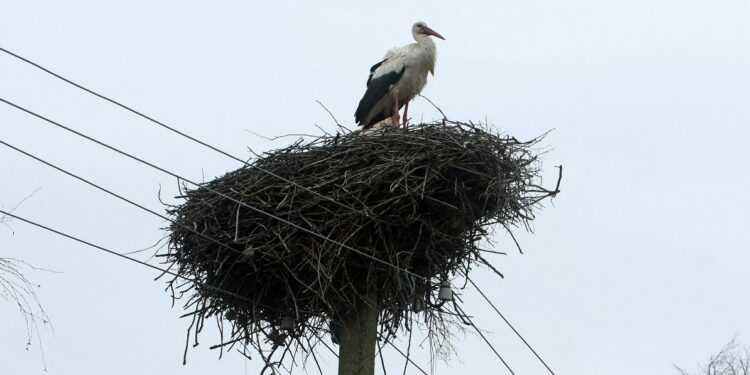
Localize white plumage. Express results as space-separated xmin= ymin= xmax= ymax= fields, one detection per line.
xmin=355 ymin=22 xmax=445 ymax=129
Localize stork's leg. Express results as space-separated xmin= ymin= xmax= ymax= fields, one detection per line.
xmin=391 ymin=96 xmax=401 ymax=128
xmin=403 ymin=101 xmax=409 ymax=128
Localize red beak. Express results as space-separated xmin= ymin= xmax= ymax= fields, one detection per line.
xmin=424 ymin=26 xmax=445 ymax=40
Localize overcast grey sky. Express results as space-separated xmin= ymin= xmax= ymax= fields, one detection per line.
xmin=1 ymin=1 xmax=749 ymax=374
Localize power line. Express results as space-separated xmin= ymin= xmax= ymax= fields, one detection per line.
xmin=0 ymin=46 xmax=367 ymax=217
xmin=0 ymin=208 xmax=284 ymax=313
xmin=466 ymin=276 xmax=556 ymax=375
xmin=454 ymin=303 xmax=516 ymax=375
xmin=0 ymin=138 xmax=244 ymax=258
xmin=0 ymin=97 xmax=426 ymax=281
xmin=320 ymin=331 xmax=428 ymax=375
xmin=0 ymin=209 xmax=167 ymax=273
xmin=386 ymin=341 xmax=429 ymax=375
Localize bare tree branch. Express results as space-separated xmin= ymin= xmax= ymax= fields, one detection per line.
xmin=1 ymin=189 xmax=54 ymax=370
xmin=676 ymin=336 xmax=750 ymax=375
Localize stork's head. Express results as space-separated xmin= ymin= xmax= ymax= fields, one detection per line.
xmin=412 ymin=22 xmax=445 ymax=40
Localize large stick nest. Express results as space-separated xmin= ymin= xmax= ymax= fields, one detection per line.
xmin=162 ymin=120 xmax=558 ymax=367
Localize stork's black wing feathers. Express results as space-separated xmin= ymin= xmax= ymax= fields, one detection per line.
xmin=366 ymin=59 xmax=386 ymax=86
xmin=355 ymin=65 xmax=405 ymax=127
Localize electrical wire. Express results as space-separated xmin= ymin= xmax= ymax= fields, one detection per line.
xmin=454 ymin=303 xmax=516 ymax=375
xmin=0 ymin=46 xmax=367 ymax=217
xmin=0 ymin=138 xmax=244 ymax=257
xmin=386 ymin=341 xmax=429 ymax=375
xmin=466 ymin=276 xmax=556 ymax=375
xmin=0 ymin=208 xmax=289 ymax=314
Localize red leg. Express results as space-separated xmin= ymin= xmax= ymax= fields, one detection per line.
xmin=391 ymin=96 xmax=401 ymax=128
xmin=403 ymin=101 xmax=409 ymax=127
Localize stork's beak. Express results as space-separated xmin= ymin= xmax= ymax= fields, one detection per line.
xmin=424 ymin=26 xmax=445 ymax=40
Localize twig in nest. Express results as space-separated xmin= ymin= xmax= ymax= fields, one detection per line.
xmin=418 ymin=95 xmax=448 ymax=121
xmin=247 ymin=130 xmax=319 ymax=141
xmin=315 ymin=100 xmax=350 ymax=133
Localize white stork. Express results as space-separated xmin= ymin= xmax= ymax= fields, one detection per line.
xmin=355 ymin=22 xmax=445 ymax=129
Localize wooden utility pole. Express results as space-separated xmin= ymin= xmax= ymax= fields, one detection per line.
xmin=337 ymin=293 xmax=379 ymax=375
